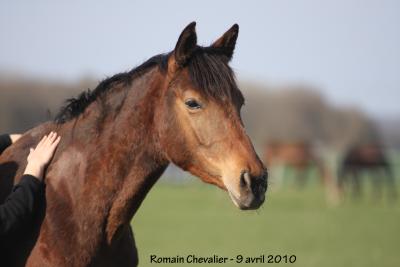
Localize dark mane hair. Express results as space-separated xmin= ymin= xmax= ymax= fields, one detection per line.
xmin=54 ymin=54 xmax=168 ymax=123
xmin=187 ymin=46 xmax=244 ymax=104
xmin=55 ymin=46 xmax=243 ymax=124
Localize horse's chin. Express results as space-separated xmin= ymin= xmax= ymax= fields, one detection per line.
xmin=228 ymin=190 xmax=242 ymax=208
xmin=227 ymin=188 xmax=265 ymax=211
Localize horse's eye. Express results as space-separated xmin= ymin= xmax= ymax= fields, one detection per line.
xmin=185 ymin=99 xmax=202 ymax=110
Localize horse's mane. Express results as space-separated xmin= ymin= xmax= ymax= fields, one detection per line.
xmin=54 ymin=54 xmax=168 ymax=123
xmin=55 ymin=46 xmax=244 ymax=124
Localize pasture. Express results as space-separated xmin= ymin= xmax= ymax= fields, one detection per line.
xmin=133 ymin=173 xmax=400 ymax=267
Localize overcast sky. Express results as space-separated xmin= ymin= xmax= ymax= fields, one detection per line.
xmin=1 ymin=0 xmax=399 ymax=117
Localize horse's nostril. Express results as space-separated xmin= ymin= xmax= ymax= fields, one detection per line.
xmin=240 ymin=171 xmax=251 ymax=189
xmin=263 ymin=170 xmax=268 ymax=181
xmin=253 ymin=172 xmax=267 ymax=194
xmin=235 ymin=170 xmax=267 ymax=209
xmin=240 ymin=171 xmax=267 ymax=196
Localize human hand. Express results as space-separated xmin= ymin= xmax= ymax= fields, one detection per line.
xmin=10 ymin=134 xmax=23 ymax=143
xmin=23 ymin=132 xmax=61 ymax=180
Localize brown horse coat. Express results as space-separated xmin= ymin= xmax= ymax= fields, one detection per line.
xmin=0 ymin=22 xmax=266 ymax=266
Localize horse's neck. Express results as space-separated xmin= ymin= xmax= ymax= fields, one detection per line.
xmin=45 ymin=68 xmax=169 ymax=263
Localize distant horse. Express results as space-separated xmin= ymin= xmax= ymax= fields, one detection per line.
xmin=264 ymin=141 xmax=330 ymax=187
xmin=263 ymin=141 xmax=340 ymax=204
xmin=0 ymin=22 xmax=267 ymax=266
xmin=338 ymin=143 xmax=396 ymax=200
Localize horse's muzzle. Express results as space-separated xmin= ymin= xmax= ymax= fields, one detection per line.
xmin=229 ymin=170 xmax=268 ymax=210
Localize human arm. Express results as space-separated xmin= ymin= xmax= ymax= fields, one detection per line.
xmin=0 ymin=133 xmax=22 ymax=154
xmin=0 ymin=132 xmax=61 ymax=237
xmin=0 ymin=134 xmax=12 ymax=154
xmin=9 ymin=134 xmax=22 ymax=144
xmin=0 ymin=175 xmax=43 ymax=236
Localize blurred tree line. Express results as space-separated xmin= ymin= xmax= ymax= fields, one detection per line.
xmin=0 ymin=74 xmax=93 ymax=133
xmin=0 ymin=75 xmax=399 ymax=152
xmin=240 ymin=82 xmax=389 ymax=151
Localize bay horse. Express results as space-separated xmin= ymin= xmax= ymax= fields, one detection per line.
xmin=0 ymin=22 xmax=267 ymax=266
xmin=338 ymin=143 xmax=397 ymax=200
xmin=263 ymin=141 xmax=339 ymax=204
xmin=264 ymin=141 xmax=330 ymax=187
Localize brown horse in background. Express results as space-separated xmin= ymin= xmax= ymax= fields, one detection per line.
xmin=263 ymin=141 xmax=339 ymax=204
xmin=264 ymin=141 xmax=330 ymax=187
xmin=338 ymin=143 xmax=397 ymax=200
xmin=0 ymin=22 xmax=267 ymax=266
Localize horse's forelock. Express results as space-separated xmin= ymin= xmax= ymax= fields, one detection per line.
xmin=185 ymin=47 xmax=244 ymax=106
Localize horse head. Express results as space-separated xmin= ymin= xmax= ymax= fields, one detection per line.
xmin=156 ymin=22 xmax=267 ymax=210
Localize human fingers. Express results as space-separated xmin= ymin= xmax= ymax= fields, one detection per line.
xmin=34 ymin=134 xmax=53 ymax=154
xmin=26 ymin=148 xmax=33 ymax=160
xmin=45 ymin=132 xmax=57 ymax=147
xmin=40 ymin=135 xmax=60 ymax=163
xmin=35 ymin=135 xmax=48 ymax=150
xmin=53 ymin=135 xmax=61 ymax=146
xmin=49 ymin=136 xmax=61 ymax=153
xmin=43 ymin=132 xmax=56 ymax=147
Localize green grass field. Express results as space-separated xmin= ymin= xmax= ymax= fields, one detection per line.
xmin=132 ymin=178 xmax=400 ymax=267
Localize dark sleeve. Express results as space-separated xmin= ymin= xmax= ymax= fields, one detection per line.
xmin=0 ymin=175 xmax=44 ymax=237
xmin=0 ymin=134 xmax=12 ymax=154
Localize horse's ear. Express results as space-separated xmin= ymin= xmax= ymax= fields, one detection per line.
xmin=174 ymin=21 xmax=197 ymax=67
xmin=211 ymin=24 xmax=239 ymax=60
